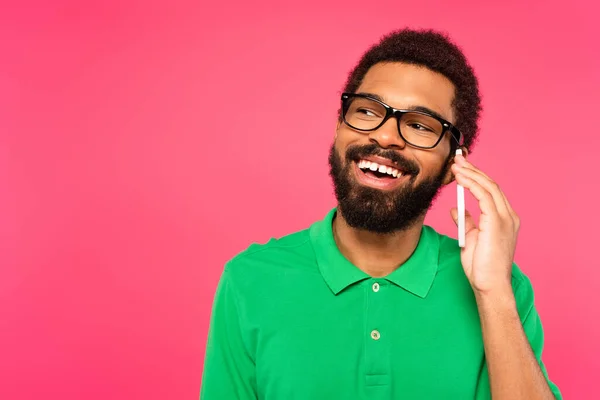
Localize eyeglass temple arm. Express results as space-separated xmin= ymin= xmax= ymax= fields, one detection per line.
xmin=450 ymin=128 xmax=464 ymax=148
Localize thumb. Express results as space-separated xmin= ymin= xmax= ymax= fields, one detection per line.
xmin=450 ymin=207 xmax=459 ymax=226
xmin=463 ymin=209 xmax=477 ymax=233
xmin=450 ymin=207 xmax=477 ymax=231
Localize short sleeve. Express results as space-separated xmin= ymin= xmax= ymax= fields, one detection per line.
xmin=475 ymin=269 xmax=563 ymax=399
xmin=200 ymin=269 xmax=257 ymax=399
xmin=515 ymin=274 xmax=562 ymax=399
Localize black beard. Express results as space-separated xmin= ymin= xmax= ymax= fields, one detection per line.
xmin=328 ymin=143 xmax=448 ymax=234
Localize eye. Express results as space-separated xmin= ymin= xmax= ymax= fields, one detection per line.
xmin=408 ymin=122 xmax=434 ymax=132
xmin=357 ymin=108 xmax=378 ymax=117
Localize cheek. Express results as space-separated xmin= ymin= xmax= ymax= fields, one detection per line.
xmin=413 ymin=151 xmax=449 ymax=181
xmin=337 ymin=124 xmax=365 ymax=145
xmin=333 ymin=140 xmax=345 ymax=163
xmin=329 ymin=140 xmax=348 ymax=169
xmin=334 ymin=133 xmax=353 ymax=159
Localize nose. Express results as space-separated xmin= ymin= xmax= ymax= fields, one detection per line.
xmin=367 ymin=117 xmax=406 ymax=149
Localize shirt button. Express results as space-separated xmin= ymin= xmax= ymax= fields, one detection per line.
xmin=370 ymin=330 xmax=381 ymax=340
xmin=372 ymin=282 xmax=380 ymax=292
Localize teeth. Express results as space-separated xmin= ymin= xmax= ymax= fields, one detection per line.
xmin=357 ymin=159 xmax=402 ymax=178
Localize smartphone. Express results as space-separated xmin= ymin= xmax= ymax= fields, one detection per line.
xmin=456 ymin=149 xmax=466 ymax=247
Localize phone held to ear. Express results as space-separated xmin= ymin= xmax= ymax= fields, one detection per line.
xmin=456 ymin=149 xmax=465 ymax=248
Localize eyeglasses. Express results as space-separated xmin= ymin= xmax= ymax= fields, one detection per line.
xmin=341 ymin=93 xmax=463 ymax=149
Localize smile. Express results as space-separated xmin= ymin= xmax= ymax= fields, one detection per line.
xmin=357 ymin=159 xmax=402 ymax=178
xmin=353 ymin=158 xmax=410 ymax=190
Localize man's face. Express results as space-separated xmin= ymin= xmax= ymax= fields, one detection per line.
xmin=329 ymin=62 xmax=457 ymax=234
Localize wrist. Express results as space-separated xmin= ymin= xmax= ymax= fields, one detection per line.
xmin=471 ymin=264 xmax=514 ymax=300
xmin=474 ymin=286 xmax=517 ymax=312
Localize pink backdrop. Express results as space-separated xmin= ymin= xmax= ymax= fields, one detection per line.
xmin=1 ymin=1 xmax=598 ymax=399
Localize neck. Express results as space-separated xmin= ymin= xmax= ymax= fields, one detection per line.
xmin=332 ymin=209 xmax=424 ymax=278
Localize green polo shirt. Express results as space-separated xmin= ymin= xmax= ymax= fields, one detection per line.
xmin=201 ymin=208 xmax=561 ymax=399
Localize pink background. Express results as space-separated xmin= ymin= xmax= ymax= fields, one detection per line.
xmin=1 ymin=0 xmax=598 ymax=399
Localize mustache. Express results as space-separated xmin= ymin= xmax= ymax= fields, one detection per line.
xmin=345 ymin=144 xmax=420 ymax=176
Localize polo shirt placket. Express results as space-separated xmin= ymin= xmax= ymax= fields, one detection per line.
xmin=364 ymin=278 xmax=392 ymax=398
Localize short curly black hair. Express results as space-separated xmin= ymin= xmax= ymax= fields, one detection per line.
xmin=340 ymin=28 xmax=482 ymax=151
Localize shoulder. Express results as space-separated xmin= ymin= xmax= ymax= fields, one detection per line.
xmin=228 ymin=227 xmax=312 ymax=265
xmin=224 ymin=226 xmax=317 ymax=284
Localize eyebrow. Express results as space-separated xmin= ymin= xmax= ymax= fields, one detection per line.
xmin=356 ymin=92 xmax=450 ymax=123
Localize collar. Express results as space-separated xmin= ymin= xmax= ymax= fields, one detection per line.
xmin=309 ymin=208 xmax=440 ymax=298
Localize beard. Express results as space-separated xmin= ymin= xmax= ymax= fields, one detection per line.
xmin=328 ymin=142 xmax=449 ymax=234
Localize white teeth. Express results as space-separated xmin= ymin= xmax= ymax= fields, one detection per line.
xmin=357 ymin=159 xmax=402 ymax=178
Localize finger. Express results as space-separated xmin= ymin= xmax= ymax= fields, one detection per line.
xmin=455 ymin=154 xmax=492 ymax=180
xmin=453 ymin=164 xmax=511 ymax=217
xmin=455 ymin=155 xmax=514 ymax=216
xmin=456 ymin=156 xmax=520 ymax=233
xmin=454 ymin=172 xmax=500 ymax=217
xmin=450 ymin=207 xmax=477 ymax=233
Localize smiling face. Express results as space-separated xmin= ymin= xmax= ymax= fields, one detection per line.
xmin=329 ymin=62 xmax=458 ymax=233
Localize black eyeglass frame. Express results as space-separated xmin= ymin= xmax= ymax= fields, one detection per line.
xmin=341 ymin=93 xmax=464 ymax=150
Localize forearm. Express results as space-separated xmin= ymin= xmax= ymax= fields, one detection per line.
xmin=476 ymin=289 xmax=555 ymax=400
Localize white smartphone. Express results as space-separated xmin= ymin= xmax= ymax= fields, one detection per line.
xmin=456 ymin=149 xmax=466 ymax=247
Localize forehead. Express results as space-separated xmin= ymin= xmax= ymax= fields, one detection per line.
xmin=356 ymin=62 xmax=456 ymax=123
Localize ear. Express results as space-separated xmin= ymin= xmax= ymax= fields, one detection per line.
xmin=442 ymin=146 xmax=469 ymax=185
xmin=335 ymin=119 xmax=342 ymax=140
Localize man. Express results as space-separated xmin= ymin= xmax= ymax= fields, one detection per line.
xmin=200 ymin=29 xmax=562 ymax=399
